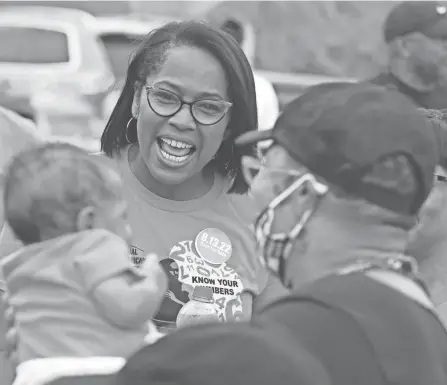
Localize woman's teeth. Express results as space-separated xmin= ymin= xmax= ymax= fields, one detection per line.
xmin=161 ymin=138 xmax=193 ymax=149
xmin=160 ymin=150 xmax=190 ymax=162
xmin=158 ymin=137 xmax=195 ymax=163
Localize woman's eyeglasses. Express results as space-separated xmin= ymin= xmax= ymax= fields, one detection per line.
xmin=145 ymin=85 xmax=232 ymax=126
xmin=436 ymin=174 xmax=447 ymax=183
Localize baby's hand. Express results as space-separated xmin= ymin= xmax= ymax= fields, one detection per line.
xmin=140 ymin=253 xmax=160 ymax=272
xmin=140 ymin=253 xmax=168 ymax=293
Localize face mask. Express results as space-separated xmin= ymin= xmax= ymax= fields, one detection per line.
xmin=254 ymin=173 xmax=328 ymax=287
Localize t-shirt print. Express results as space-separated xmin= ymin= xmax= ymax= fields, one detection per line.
xmin=150 ymin=237 xmax=247 ymax=329
xmin=130 ymin=245 xmax=145 ymax=266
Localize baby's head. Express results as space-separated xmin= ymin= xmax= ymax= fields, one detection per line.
xmin=3 ymin=142 xmax=131 ymax=245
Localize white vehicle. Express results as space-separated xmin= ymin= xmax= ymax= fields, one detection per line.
xmin=0 ymin=7 xmax=116 ymax=121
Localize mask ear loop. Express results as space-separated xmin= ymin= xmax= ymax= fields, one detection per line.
xmin=276 ymin=180 xmax=328 ymax=287
xmin=258 ymin=174 xmax=329 ymax=285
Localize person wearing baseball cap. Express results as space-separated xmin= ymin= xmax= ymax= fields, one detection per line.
xmin=236 ymin=82 xmax=447 ymax=384
xmin=369 ymin=1 xmax=447 ymax=110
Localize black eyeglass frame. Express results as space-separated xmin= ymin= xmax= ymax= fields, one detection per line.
xmin=144 ymin=85 xmax=233 ymax=126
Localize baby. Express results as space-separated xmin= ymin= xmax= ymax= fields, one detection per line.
xmin=0 ymin=142 xmax=167 ymax=363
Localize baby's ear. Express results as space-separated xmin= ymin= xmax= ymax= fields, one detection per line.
xmin=76 ymin=206 xmax=96 ymax=232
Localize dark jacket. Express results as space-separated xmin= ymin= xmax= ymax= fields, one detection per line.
xmin=253 ymin=273 xmax=447 ymax=385
xmin=367 ymin=72 xmax=424 ymax=107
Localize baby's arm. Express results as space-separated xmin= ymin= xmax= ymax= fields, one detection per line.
xmin=74 ymin=231 xmax=167 ymax=330
xmin=91 ymin=254 xmax=167 ymax=329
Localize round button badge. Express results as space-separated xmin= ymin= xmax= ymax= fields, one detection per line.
xmin=195 ymin=228 xmax=233 ymax=265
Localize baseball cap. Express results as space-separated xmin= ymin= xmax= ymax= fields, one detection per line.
xmin=384 ymin=1 xmax=447 ymax=43
xmin=235 ymin=82 xmax=439 ymax=215
xmin=111 ymin=323 xmax=329 ymax=385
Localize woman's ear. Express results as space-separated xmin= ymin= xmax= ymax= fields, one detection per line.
xmin=76 ymin=206 xmax=97 ymax=232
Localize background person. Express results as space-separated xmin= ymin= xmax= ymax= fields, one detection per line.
xmin=369 ymin=1 xmax=447 ymax=110
xmin=219 ymin=18 xmax=280 ymax=134
xmin=100 ymin=20 xmax=287 ymax=332
xmin=236 ymin=82 xmax=447 ymax=385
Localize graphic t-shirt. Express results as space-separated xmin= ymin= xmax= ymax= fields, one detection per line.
xmin=113 ymin=146 xmax=269 ymax=330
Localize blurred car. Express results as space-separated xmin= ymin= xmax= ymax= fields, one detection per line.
xmin=93 ymin=16 xmax=169 ymax=82
xmin=92 ymin=16 xmax=171 ymax=120
xmin=0 ymin=6 xmax=115 ymax=121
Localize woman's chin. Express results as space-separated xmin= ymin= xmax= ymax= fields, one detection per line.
xmin=149 ymin=165 xmax=194 ymax=187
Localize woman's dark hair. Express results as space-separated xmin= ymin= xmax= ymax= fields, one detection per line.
xmin=101 ymin=20 xmax=258 ymax=194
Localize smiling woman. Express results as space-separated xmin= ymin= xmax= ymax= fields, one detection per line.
xmin=100 ymin=20 xmax=287 ymax=332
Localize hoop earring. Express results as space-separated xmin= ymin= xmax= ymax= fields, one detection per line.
xmin=126 ymin=117 xmax=137 ymax=144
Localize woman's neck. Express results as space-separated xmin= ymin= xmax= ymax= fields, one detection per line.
xmin=129 ymin=144 xmax=214 ymax=201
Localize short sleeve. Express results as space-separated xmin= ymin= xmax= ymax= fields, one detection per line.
xmin=73 ymin=230 xmax=143 ymax=292
xmin=227 ymin=193 xmax=266 ymax=295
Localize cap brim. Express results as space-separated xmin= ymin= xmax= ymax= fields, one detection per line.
xmin=235 ymin=129 xmax=274 ymax=147
xmin=424 ymin=14 xmax=447 ymax=39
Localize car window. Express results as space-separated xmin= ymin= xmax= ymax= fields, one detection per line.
xmin=98 ymin=33 xmax=143 ymax=80
xmin=0 ymin=26 xmax=69 ymax=64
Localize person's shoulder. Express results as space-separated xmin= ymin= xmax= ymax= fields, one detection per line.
xmin=259 ymin=273 xmax=386 ymax=317
xmin=257 ymin=274 xmax=447 ymax=384
xmin=261 ymin=272 xmax=443 ymax=333
xmin=117 ymin=323 xmax=330 ymax=385
xmin=363 ymin=72 xmax=401 ymax=92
